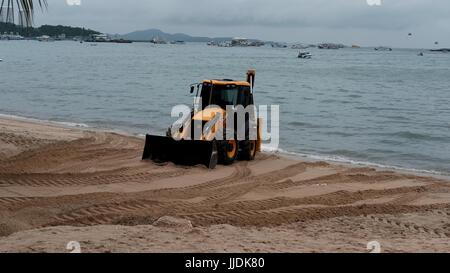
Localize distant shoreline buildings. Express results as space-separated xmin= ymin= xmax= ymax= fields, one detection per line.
xmin=0 ymin=32 xmax=24 ymax=40
xmin=0 ymin=20 xmax=448 ymax=50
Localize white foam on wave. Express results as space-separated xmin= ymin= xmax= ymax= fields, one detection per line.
xmin=262 ymin=144 xmax=448 ymax=177
xmin=54 ymin=121 xmax=90 ymax=128
xmin=0 ymin=112 xmax=148 ymax=139
xmin=1 ymin=113 xmax=447 ymax=178
xmin=0 ymin=113 xmax=90 ymax=129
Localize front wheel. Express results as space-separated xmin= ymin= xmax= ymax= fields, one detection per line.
xmin=219 ymin=140 xmax=239 ymax=165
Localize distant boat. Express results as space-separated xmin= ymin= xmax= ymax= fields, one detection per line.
xmin=170 ymin=40 xmax=185 ymax=45
xmin=150 ymin=37 xmax=167 ymax=44
xmin=374 ymin=46 xmax=392 ymax=51
xmin=351 ymin=45 xmax=361 ymax=48
xmin=318 ymin=43 xmax=344 ymax=49
xmin=418 ymin=52 xmax=424 ymax=56
xmin=430 ymin=48 xmax=450 ymax=53
xmin=218 ymin=41 xmax=232 ymax=47
xmin=270 ymin=42 xmax=288 ymax=48
xmin=291 ymin=44 xmax=309 ymax=50
xmin=0 ymin=59 xmax=3 ymax=62
xmin=111 ymin=39 xmax=133 ymax=44
xmin=37 ymin=35 xmax=54 ymax=42
xmin=298 ymin=52 xmax=312 ymax=59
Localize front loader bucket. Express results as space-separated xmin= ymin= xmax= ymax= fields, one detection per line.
xmin=142 ymin=135 xmax=218 ymax=169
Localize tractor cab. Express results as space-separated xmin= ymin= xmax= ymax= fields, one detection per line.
xmin=198 ymin=80 xmax=254 ymax=110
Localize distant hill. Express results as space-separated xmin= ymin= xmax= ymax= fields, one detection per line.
xmin=121 ymin=28 xmax=232 ymax=42
xmin=0 ymin=22 xmax=100 ymax=37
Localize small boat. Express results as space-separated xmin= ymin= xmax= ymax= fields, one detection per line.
xmin=170 ymin=40 xmax=186 ymax=45
xmin=37 ymin=35 xmax=54 ymax=42
xmin=291 ymin=44 xmax=309 ymax=50
xmin=298 ymin=52 xmax=312 ymax=59
xmin=111 ymin=39 xmax=133 ymax=44
xmin=150 ymin=37 xmax=167 ymax=44
xmin=318 ymin=43 xmax=344 ymax=49
xmin=418 ymin=52 xmax=424 ymax=56
xmin=0 ymin=59 xmax=3 ymax=62
xmin=430 ymin=48 xmax=450 ymax=53
xmin=271 ymin=42 xmax=288 ymax=48
xmin=374 ymin=46 xmax=392 ymax=51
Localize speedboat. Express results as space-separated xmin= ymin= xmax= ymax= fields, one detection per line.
xmin=298 ymin=52 xmax=312 ymax=59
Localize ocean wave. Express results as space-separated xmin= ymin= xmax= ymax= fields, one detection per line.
xmin=54 ymin=121 xmax=90 ymax=128
xmin=261 ymin=144 xmax=449 ymax=177
xmin=382 ymin=131 xmax=447 ymax=142
xmin=1 ymin=112 xmax=447 ymax=177
xmin=0 ymin=113 xmax=89 ymax=128
xmin=287 ymin=121 xmax=323 ymax=128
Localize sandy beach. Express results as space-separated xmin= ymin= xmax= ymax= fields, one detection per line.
xmin=0 ymin=116 xmax=449 ymax=253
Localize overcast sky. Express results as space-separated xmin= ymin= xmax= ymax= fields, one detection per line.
xmin=33 ymin=0 xmax=450 ymax=48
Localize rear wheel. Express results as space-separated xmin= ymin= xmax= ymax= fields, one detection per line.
xmin=240 ymin=140 xmax=257 ymax=161
xmin=219 ymin=140 xmax=239 ymax=165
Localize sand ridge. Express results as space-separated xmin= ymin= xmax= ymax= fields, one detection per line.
xmin=0 ymin=116 xmax=449 ymax=252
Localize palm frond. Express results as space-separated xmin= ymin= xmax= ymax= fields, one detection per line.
xmin=0 ymin=0 xmax=47 ymax=27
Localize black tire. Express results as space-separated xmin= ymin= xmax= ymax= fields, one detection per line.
xmin=219 ymin=140 xmax=239 ymax=165
xmin=239 ymin=140 xmax=257 ymax=161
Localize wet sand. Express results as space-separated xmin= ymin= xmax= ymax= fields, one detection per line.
xmin=0 ymin=116 xmax=449 ymax=253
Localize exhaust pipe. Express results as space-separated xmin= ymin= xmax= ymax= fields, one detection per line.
xmin=246 ymin=69 xmax=256 ymax=92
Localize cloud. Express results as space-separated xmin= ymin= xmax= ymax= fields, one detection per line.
xmin=34 ymin=0 xmax=450 ymax=47
xmin=157 ymin=0 xmax=450 ymax=30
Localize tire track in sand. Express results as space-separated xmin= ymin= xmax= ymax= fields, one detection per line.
xmin=365 ymin=214 xmax=449 ymax=238
xmin=0 ymin=133 xmax=141 ymax=174
xmin=0 ymin=169 xmax=189 ymax=187
xmin=0 ymin=197 xmax=39 ymax=207
xmin=177 ymin=204 xmax=450 ymax=227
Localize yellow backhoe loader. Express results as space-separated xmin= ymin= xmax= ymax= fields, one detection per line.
xmin=142 ymin=70 xmax=262 ymax=169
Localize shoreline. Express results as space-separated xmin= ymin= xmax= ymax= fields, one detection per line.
xmin=1 ymin=39 xmax=447 ymax=51
xmin=0 ymin=112 xmax=448 ymax=180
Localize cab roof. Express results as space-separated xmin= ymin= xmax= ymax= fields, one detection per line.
xmin=203 ymin=80 xmax=251 ymax=87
